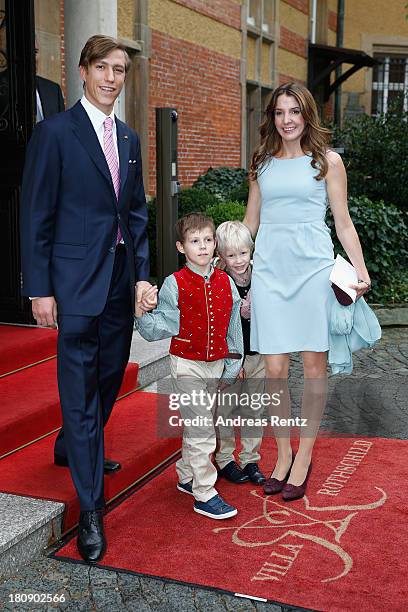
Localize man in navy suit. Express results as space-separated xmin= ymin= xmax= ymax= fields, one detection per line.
xmin=35 ymin=34 xmax=65 ymax=121
xmin=20 ymin=35 xmax=150 ymax=563
xmin=36 ymin=75 xmax=65 ymax=121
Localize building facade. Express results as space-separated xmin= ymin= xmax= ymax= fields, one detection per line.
xmin=33 ymin=0 xmax=408 ymax=193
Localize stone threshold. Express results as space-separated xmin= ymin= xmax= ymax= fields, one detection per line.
xmin=0 ymin=494 xmax=64 ymax=579
xmin=371 ymin=303 xmax=408 ymax=326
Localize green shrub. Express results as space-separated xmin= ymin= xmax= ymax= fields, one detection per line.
xmin=178 ymin=187 xmax=219 ymax=216
xmin=192 ymin=167 xmax=247 ymax=201
xmin=333 ymin=97 xmax=408 ymax=212
xmin=326 ymin=196 xmax=408 ymax=303
xmin=206 ymin=201 xmax=246 ymax=228
xmin=228 ymin=179 xmax=249 ymax=203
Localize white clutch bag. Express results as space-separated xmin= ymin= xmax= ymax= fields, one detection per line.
xmin=329 ymin=254 xmax=358 ymax=306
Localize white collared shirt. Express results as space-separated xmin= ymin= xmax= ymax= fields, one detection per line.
xmin=36 ymin=89 xmax=44 ymax=122
xmin=81 ymin=95 xmax=119 ymax=162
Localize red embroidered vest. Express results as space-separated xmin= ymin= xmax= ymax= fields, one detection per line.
xmin=170 ymin=266 xmax=233 ymax=361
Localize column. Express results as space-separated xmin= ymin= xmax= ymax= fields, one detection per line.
xmin=64 ymin=0 xmax=117 ymax=108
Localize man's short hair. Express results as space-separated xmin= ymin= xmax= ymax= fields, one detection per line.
xmin=216 ymin=220 xmax=254 ymax=255
xmin=175 ymin=213 xmax=216 ymax=243
xmin=79 ymin=35 xmax=131 ymax=72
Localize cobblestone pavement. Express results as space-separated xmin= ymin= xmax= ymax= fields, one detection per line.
xmin=0 ymin=328 xmax=406 ymax=612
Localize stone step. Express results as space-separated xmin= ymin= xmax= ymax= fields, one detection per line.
xmin=371 ymin=304 xmax=408 ymax=327
xmin=130 ymin=330 xmax=170 ymax=388
xmin=0 ymin=494 xmax=64 ymax=580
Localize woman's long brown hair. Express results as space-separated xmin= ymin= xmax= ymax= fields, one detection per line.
xmin=250 ymin=82 xmax=331 ymax=181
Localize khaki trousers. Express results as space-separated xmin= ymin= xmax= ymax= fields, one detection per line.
xmin=215 ymin=353 xmax=265 ymax=469
xmin=170 ymin=355 xmax=224 ymax=502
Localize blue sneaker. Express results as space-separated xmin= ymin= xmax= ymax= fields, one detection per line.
xmin=177 ymin=481 xmax=194 ymax=496
xmin=194 ymin=494 xmax=237 ymax=519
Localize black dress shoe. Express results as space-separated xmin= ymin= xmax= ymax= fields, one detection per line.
xmin=77 ymin=510 xmax=106 ymax=564
xmin=102 ymin=459 xmax=121 ymax=473
xmin=54 ymin=454 xmax=121 ymax=474
xmin=243 ymin=463 xmax=266 ymax=485
xmin=218 ymin=460 xmax=249 ymax=484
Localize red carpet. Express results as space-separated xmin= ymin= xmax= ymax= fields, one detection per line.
xmin=56 ymin=436 xmax=408 ymax=611
xmin=0 ymin=324 xmax=57 ymax=376
xmin=0 ymin=391 xmax=180 ymax=530
xmin=0 ymin=360 xmax=138 ymax=458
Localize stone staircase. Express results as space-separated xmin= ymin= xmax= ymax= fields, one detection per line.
xmin=0 ymin=331 xmax=170 ymax=579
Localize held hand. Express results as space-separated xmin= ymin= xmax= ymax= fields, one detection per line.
xmin=135 ymin=280 xmax=152 ymax=304
xmin=134 ymin=303 xmax=144 ymax=318
xmin=135 ymin=285 xmax=158 ymax=317
xmin=238 ymin=367 xmax=246 ymax=380
xmin=349 ymin=277 xmax=371 ymax=300
xmin=32 ymin=297 xmax=58 ymax=327
xmin=140 ymin=286 xmax=158 ymax=312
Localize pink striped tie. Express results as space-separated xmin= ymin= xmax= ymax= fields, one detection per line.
xmin=103 ymin=117 xmax=122 ymax=244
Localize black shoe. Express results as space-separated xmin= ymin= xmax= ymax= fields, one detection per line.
xmin=102 ymin=459 xmax=121 ymax=473
xmin=243 ymin=462 xmax=266 ymax=485
xmin=77 ymin=510 xmax=106 ymax=564
xmin=54 ymin=454 xmax=121 ymax=474
xmin=218 ymin=461 xmax=249 ymax=484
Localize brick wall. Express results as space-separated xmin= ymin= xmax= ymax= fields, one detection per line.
xmin=279 ymin=73 xmax=306 ymax=85
xmin=328 ymin=10 xmax=337 ymax=33
xmin=280 ymin=26 xmax=307 ymax=58
xmin=148 ymin=30 xmax=241 ymax=194
xmin=282 ymin=0 xmax=308 ymax=15
xmin=172 ymin=0 xmax=241 ymax=29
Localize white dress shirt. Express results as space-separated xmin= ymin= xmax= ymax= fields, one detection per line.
xmin=36 ymin=89 xmax=44 ymax=122
xmin=80 ymin=95 xmax=119 ymax=163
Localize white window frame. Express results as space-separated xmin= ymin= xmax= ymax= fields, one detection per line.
xmin=372 ymin=54 xmax=408 ymax=115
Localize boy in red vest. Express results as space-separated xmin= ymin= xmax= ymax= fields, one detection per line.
xmin=135 ymin=213 xmax=243 ymax=519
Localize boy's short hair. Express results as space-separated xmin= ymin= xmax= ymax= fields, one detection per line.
xmin=175 ymin=213 xmax=216 ymax=243
xmin=216 ymin=221 xmax=254 ymax=255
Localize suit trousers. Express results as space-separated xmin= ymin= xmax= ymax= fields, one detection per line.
xmin=170 ymin=355 xmax=224 ymax=503
xmin=55 ymin=245 xmax=133 ymax=510
xmin=215 ymin=353 xmax=265 ymax=469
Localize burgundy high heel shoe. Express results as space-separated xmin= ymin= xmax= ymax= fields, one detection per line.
xmin=263 ymin=455 xmax=294 ymax=495
xmin=282 ymin=462 xmax=312 ymax=501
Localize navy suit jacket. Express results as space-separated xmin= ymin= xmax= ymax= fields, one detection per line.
xmin=36 ymin=76 xmax=65 ymax=118
xmin=20 ymin=101 xmax=149 ymax=315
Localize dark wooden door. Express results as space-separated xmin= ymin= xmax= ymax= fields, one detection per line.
xmin=0 ymin=0 xmax=35 ymax=323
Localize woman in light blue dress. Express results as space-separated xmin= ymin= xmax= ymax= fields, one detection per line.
xmin=244 ymin=83 xmax=371 ymax=501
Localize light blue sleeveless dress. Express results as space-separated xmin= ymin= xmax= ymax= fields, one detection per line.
xmin=251 ymin=155 xmax=334 ymax=354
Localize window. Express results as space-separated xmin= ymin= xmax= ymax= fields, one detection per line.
xmin=262 ymin=0 xmax=274 ymax=34
xmin=245 ymin=1 xmax=276 ymax=168
xmin=371 ymin=53 xmax=408 ymax=115
xmin=247 ymin=0 xmax=274 ymax=33
xmin=247 ymin=0 xmax=261 ymax=28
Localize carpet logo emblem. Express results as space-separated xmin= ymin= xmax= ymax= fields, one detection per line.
xmin=214 ymin=488 xmax=387 ymax=583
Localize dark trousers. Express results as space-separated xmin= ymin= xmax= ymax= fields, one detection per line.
xmin=55 ymin=246 xmax=133 ymax=510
